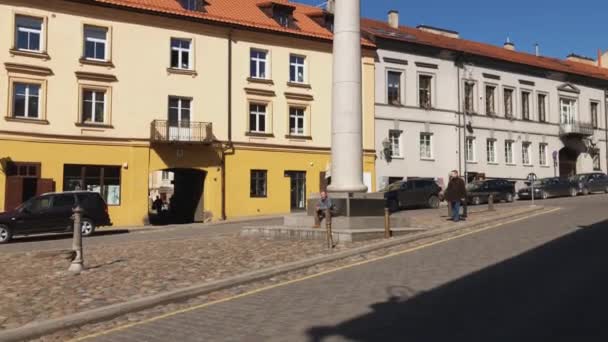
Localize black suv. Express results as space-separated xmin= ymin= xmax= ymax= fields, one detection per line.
xmin=0 ymin=191 xmax=112 ymax=244
xmin=383 ymin=179 xmax=442 ymax=212
xmin=570 ymin=173 xmax=608 ymax=195
xmin=467 ymin=179 xmax=516 ymax=205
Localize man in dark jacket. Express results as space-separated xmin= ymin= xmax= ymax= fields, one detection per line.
xmin=445 ymin=170 xmax=467 ymax=222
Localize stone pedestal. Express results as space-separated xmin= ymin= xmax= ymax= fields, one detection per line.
xmin=307 ymin=192 xmax=385 ymax=217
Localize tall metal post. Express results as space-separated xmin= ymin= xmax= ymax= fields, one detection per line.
xmin=69 ymin=206 xmax=84 ymax=274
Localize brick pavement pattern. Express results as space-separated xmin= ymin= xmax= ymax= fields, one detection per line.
xmin=87 ymin=195 xmax=608 ymax=341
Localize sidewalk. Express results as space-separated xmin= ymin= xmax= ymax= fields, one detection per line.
xmin=0 ymin=205 xmax=550 ymax=340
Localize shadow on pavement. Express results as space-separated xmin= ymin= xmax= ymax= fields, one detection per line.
xmin=307 ymin=219 xmax=608 ymax=342
xmin=7 ymin=230 xmax=130 ymax=244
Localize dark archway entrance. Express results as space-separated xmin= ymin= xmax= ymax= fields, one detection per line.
xmin=149 ymin=168 xmax=206 ymax=225
xmin=559 ymin=148 xmax=578 ymax=178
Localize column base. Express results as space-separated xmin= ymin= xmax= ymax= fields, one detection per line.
xmin=307 ymin=192 xmax=385 ymax=217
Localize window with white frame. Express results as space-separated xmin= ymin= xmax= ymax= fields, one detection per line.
xmin=168 ymin=97 xmax=191 ymax=127
xmin=560 ymin=98 xmax=576 ymax=124
xmin=170 ymin=38 xmax=192 ymax=70
xmin=521 ymin=91 xmax=531 ymax=120
xmin=387 ymin=71 xmax=402 ymax=105
xmin=464 ymin=82 xmax=475 ymax=113
xmin=389 ymin=130 xmax=402 ymax=158
xmin=289 ymin=107 xmax=305 ymax=135
xmin=504 ymin=88 xmax=514 ymax=118
xmin=12 ymin=82 xmax=41 ymax=119
xmin=538 ymin=93 xmax=547 ymax=122
xmin=419 ymin=75 xmax=432 ymax=108
xmin=591 ymin=102 xmax=599 ymax=129
xmin=505 ymin=140 xmax=514 ymax=164
xmin=83 ymin=26 xmax=108 ymax=61
xmin=419 ymin=133 xmax=432 ymax=159
xmin=485 ymin=85 xmax=496 ymax=115
xmin=593 ymin=150 xmax=601 ymax=171
xmin=539 ymin=144 xmax=548 ymax=166
xmin=486 ymin=139 xmax=497 ymax=163
xmin=289 ymin=55 xmax=305 ymax=83
xmin=249 ymin=103 xmax=267 ymax=133
xmin=522 ymin=142 xmax=532 ymax=165
xmin=15 ymin=15 xmax=43 ymax=52
xmin=81 ymin=89 xmax=107 ymax=124
xmin=466 ymin=137 xmax=476 ymax=162
xmin=250 ymin=49 xmax=268 ymax=79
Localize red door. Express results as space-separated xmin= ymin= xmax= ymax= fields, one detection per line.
xmin=4 ymin=177 xmax=24 ymax=211
xmin=36 ymin=179 xmax=55 ymax=196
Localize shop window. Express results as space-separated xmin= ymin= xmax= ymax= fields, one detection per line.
xmin=63 ymin=164 xmax=121 ymax=205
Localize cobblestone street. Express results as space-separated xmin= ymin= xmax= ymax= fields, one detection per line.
xmin=59 ymin=194 xmax=608 ymax=341
xmin=0 ymin=201 xmax=538 ymax=337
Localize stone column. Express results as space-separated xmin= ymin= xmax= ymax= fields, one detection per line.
xmin=327 ymin=0 xmax=367 ymax=193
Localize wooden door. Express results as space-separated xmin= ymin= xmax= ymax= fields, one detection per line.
xmin=4 ymin=177 xmax=24 ymax=211
xmin=36 ymin=178 xmax=55 ymax=196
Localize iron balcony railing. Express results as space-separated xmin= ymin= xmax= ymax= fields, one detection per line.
xmin=559 ymin=120 xmax=594 ymax=137
xmin=150 ymin=120 xmax=214 ymax=144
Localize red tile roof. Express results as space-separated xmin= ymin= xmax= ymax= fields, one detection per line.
xmin=361 ymin=18 xmax=608 ymax=82
xmin=85 ymin=0 xmax=374 ymax=46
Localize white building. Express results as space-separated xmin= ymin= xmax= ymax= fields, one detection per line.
xmin=363 ymin=13 xmax=608 ymax=191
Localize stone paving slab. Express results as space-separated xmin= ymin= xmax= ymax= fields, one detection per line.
xmin=0 ymin=205 xmax=544 ymax=340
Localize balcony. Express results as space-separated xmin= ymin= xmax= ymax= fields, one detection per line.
xmin=559 ymin=121 xmax=594 ymax=137
xmin=150 ymin=120 xmax=214 ymax=144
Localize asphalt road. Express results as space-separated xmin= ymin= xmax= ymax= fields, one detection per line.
xmin=84 ymin=193 xmax=608 ymax=341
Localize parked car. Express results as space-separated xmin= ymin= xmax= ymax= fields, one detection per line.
xmin=0 ymin=191 xmax=112 ymax=244
xmin=517 ymin=177 xmax=577 ymax=200
xmin=467 ymin=179 xmax=516 ymax=205
xmin=570 ymin=173 xmax=608 ymax=195
xmin=383 ymin=179 xmax=442 ymax=212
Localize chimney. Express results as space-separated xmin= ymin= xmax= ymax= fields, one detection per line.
xmin=326 ymin=0 xmax=335 ymax=13
xmin=535 ymin=43 xmax=540 ymax=56
xmin=504 ymin=37 xmax=515 ymax=51
xmin=388 ymin=10 xmax=399 ymax=29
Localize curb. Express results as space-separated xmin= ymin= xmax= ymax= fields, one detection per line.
xmin=0 ymin=206 xmax=548 ymax=342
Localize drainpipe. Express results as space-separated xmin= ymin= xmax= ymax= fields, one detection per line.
xmin=456 ymin=57 xmax=462 ymax=177
xmin=605 ymin=93 xmax=608 ymax=172
xmin=221 ymin=30 xmax=234 ymax=221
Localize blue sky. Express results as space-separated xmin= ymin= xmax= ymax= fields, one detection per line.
xmin=297 ymin=0 xmax=606 ymax=61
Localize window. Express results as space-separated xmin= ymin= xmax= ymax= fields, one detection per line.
xmin=289 ymin=107 xmax=305 ymax=135
xmin=504 ymin=88 xmax=514 ymax=118
xmin=25 ymin=196 xmax=52 ymax=213
xmin=12 ymin=83 xmax=41 ymax=119
xmin=560 ymin=98 xmax=576 ymax=124
xmin=591 ymin=102 xmax=599 ymax=129
xmin=81 ymin=89 xmax=106 ymax=124
xmin=83 ymin=26 xmax=108 ymax=61
xmin=53 ymin=194 xmax=76 ymax=209
xmin=387 ymin=71 xmax=402 ymax=105
xmin=250 ymin=49 xmax=268 ymax=79
xmin=249 ymin=103 xmax=267 ymax=133
xmin=466 ymin=137 xmax=476 ymax=162
xmin=419 ymin=75 xmax=432 ymax=108
xmin=464 ymin=82 xmax=475 ymax=113
xmin=168 ymin=97 xmax=191 ymax=127
xmin=181 ymin=0 xmax=203 ymax=11
xmin=593 ymin=150 xmax=601 ymax=171
xmin=485 ymin=85 xmax=496 ymax=115
xmin=5 ymin=162 xmax=40 ymax=177
xmin=486 ymin=139 xmax=497 ymax=163
xmin=15 ymin=15 xmax=43 ymax=52
xmin=161 ymin=171 xmax=170 ymax=180
xmin=538 ymin=94 xmax=547 ymax=122
xmin=289 ymin=55 xmax=305 ymax=83
xmin=505 ymin=140 xmax=514 ymax=164
xmin=276 ymin=14 xmax=290 ymax=27
xmin=539 ymin=144 xmax=548 ymax=166
xmin=250 ymin=170 xmax=267 ymax=198
xmin=521 ymin=91 xmax=530 ymax=120
xmin=522 ymin=142 xmax=532 ymax=165
xmin=389 ymin=130 xmax=402 ymax=158
xmin=419 ymin=133 xmax=432 ymax=159
xmin=170 ymin=38 xmax=192 ymax=70
xmin=63 ymin=165 xmax=121 ymax=205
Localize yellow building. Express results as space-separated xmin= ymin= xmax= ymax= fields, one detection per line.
xmin=0 ymin=0 xmax=376 ymax=226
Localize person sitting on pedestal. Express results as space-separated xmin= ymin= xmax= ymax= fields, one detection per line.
xmin=313 ymin=191 xmax=335 ymax=228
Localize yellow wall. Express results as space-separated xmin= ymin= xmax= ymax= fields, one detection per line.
xmin=0 ymin=135 xmax=150 ymax=226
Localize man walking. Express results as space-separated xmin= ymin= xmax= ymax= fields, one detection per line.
xmin=445 ymin=170 xmax=467 ymax=222
xmin=313 ymin=191 xmax=334 ymax=228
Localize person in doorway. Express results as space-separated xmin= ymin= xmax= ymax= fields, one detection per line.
xmin=445 ymin=170 xmax=467 ymax=222
xmin=153 ymin=196 xmax=164 ymax=215
xmin=313 ymin=191 xmax=335 ymax=228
